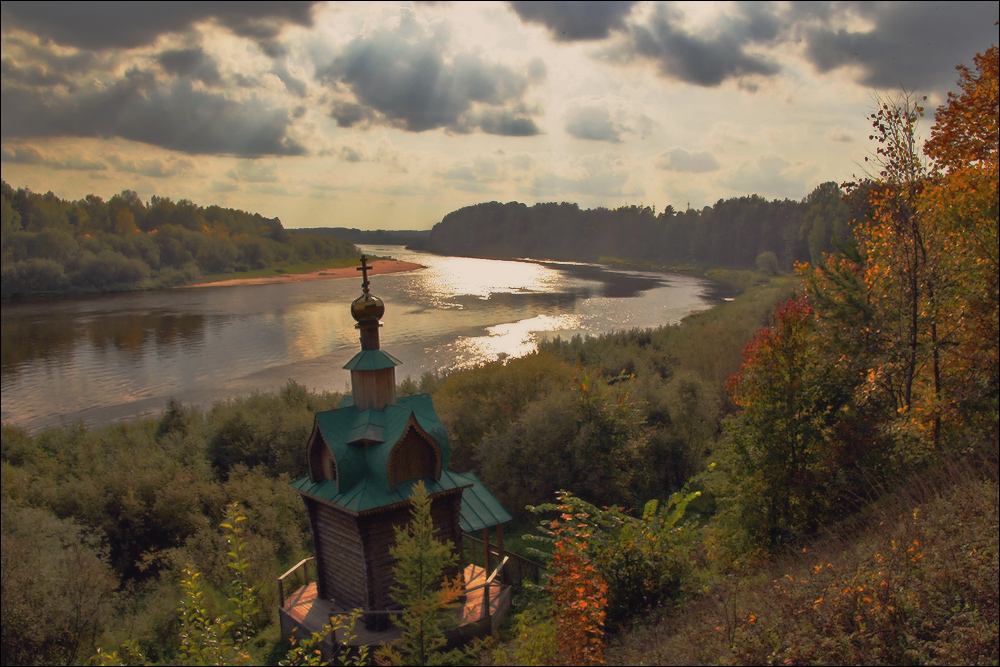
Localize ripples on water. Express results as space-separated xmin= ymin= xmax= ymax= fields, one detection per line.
xmin=1 ymin=246 xmax=716 ymax=431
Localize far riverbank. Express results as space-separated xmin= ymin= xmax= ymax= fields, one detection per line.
xmin=184 ymin=258 xmax=424 ymax=288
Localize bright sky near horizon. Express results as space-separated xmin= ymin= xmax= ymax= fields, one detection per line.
xmin=1 ymin=1 xmax=996 ymax=230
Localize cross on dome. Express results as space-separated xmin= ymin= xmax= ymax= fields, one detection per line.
xmin=357 ymin=255 xmax=373 ymax=295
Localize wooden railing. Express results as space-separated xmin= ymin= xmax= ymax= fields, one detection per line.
xmin=463 ymin=535 xmax=543 ymax=588
xmin=277 ymin=557 xmax=315 ymax=608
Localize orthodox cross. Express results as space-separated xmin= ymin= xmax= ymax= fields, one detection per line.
xmin=357 ymin=255 xmax=373 ymax=295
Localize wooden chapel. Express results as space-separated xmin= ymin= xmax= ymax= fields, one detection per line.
xmin=281 ymin=256 xmax=513 ymax=643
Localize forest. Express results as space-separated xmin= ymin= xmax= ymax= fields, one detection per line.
xmin=0 ymin=185 xmax=358 ymax=296
xmin=1 ymin=47 xmax=997 ymax=666
xmin=415 ymin=180 xmax=854 ymax=271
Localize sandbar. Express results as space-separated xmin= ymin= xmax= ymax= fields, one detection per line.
xmin=186 ymin=259 xmax=424 ymax=288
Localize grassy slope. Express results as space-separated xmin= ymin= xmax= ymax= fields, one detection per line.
xmin=607 ymin=459 xmax=999 ymax=666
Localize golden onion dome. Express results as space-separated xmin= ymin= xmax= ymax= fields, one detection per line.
xmin=351 ymin=292 xmax=385 ymax=322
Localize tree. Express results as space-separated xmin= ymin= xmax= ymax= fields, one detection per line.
xmin=378 ymin=481 xmax=465 ymax=666
xmin=919 ymin=45 xmax=999 ymax=441
xmin=845 ymin=48 xmax=1000 ymax=453
xmin=722 ymin=297 xmax=839 ymax=546
xmin=2 ymin=506 xmax=117 ymax=666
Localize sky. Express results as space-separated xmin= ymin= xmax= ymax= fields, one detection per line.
xmin=1 ymin=2 xmax=996 ymax=231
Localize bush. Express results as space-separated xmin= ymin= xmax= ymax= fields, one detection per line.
xmin=755 ymin=251 xmax=779 ymax=275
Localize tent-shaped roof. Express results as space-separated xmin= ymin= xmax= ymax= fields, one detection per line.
xmin=343 ymin=349 xmax=402 ymax=371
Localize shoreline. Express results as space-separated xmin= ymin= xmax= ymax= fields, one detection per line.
xmin=184 ymin=259 xmax=425 ymax=288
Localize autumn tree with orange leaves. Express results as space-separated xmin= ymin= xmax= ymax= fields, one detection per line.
xmin=819 ymin=45 xmax=998 ymax=457
xmin=726 ymin=45 xmax=998 ymax=551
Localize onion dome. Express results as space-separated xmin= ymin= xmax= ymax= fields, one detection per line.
xmin=351 ymin=292 xmax=384 ymax=322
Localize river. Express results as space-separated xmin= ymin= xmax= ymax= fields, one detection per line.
xmin=1 ymin=246 xmax=719 ymax=432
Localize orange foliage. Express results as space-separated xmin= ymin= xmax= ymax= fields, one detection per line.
xmin=546 ymin=510 xmax=609 ymax=665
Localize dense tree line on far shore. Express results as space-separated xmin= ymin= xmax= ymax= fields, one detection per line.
xmin=417 ymin=180 xmax=854 ymax=270
xmin=0 ymin=183 xmax=358 ymax=296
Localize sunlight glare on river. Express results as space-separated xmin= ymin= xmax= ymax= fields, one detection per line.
xmin=447 ymin=313 xmax=583 ymax=370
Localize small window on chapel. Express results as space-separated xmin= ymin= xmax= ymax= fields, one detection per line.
xmin=388 ymin=431 xmax=438 ymax=486
xmin=320 ymin=447 xmax=336 ymax=482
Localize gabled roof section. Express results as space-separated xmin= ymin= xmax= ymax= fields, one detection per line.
xmin=290 ymin=468 xmax=511 ymax=531
xmin=458 ymin=471 xmax=513 ymax=532
xmin=343 ymin=349 xmax=402 ymax=371
xmin=308 ymin=394 xmax=451 ymax=497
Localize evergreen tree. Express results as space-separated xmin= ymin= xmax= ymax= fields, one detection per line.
xmin=378 ymin=481 xmax=465 ymax=666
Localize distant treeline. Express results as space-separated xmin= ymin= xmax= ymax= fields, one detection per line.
xmin=0 ymin=181 xmax=358 ymax=296
xmin=418 ymin=181 xmax=855 ymax=269
xmin=308 ymin=226 xmax=431 ymax=246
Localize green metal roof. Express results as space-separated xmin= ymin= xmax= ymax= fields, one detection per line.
xmin=290 ymin=392 xmax=510 ymax=529
xmin=457 ymin=471 xmax=513 ymax=532
xmin=302 ymin=393 xmax=450 ymax=492
xmin=343 ymin=349 xmax=402 ymax=371
xmin=290 ymin=469 xmax=510 ymax=531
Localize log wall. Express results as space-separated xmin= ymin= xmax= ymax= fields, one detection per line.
xmin=308 ymin=499 xmax=367 ymax=608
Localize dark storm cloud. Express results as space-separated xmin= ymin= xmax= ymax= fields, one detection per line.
xmin=508 ymin=1 xmax=638 ymax=41
xmin=318 ymin=18 xmax=543 ymax=136
xmin=0 ymin=35 xmax=100 ymax=88
xmin=621 ymin=2 xmax=782 ymax=86
xmin=603 ymin=1 xmax=995 ymax=92
xmin=1 ymin=69 xmax=305 ymax=157
xmin=799 ymin=1 xmax=999 ymax=92
xmin=0 ymin=1 xmax=319 ymax=51
xmin=157 ymin=47 xmax=221 ymax=86
xmin=565 ymin=106 xmax=622 ymax=142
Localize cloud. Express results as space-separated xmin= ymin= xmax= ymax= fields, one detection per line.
xmin=1 ymin=143 xmax=106 ymax=170
xmin=722 ymin=155 xmax=810 ymax=199
xmin=565 ymin=106 xmax=622 ymax=142
xmin=338 ymin=146 xmax=364 ymax=163
xmin=616 ymin=3 xmax=782 ymax=87
xmin=1 ymin=2 xmax=319 ymax=51
xmin=439 ymin=155 xmax=502 ymax=182
xmin=317 ymin=16 xmax=543 ymax=136
xmin=528 ymin=155 xmax=642 ymax=198
xmin=259 ymin=184 xmax=295 ymax=196
xmin=799 ymin=2 xmax=999 ymax=93
xmin=0 ymin=36 xmax=102 ymax=87
xmin=228 ymin=161 xmax=279 ymax=183
xmin=825 ymin=126 xmax=854 ymax=144
xmin=1 ymin=69 xmax=305 ymax=157
xmin=107 ymin=154 xmax=194 ymax=177
xmin=269 ymin=60 xmax=308 ymax=97
xmin=508 ymin=1 xmax=638 ymax=41
xmin=592 ymin=2 xmax=995 ymax=94
xmin=656 ymin=148 xmax=719 ymax=173
xmin=157 ymin=47 xmax=221 ymax=86
xmin=210 ymin=180 xmax=239 ymax=193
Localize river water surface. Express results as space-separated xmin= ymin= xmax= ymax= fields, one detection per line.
xmin=2 ymin=246 xmax=718 ymax=432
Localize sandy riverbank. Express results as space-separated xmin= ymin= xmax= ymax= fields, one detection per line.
xmin=186 ymin=259 xmax=424 ymax=288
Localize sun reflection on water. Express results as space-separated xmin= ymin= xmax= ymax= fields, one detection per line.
xmin=399 ymin=254 xmax=561 ymax=308
xmin=445 ymin=313 xmax=583 ymax=370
